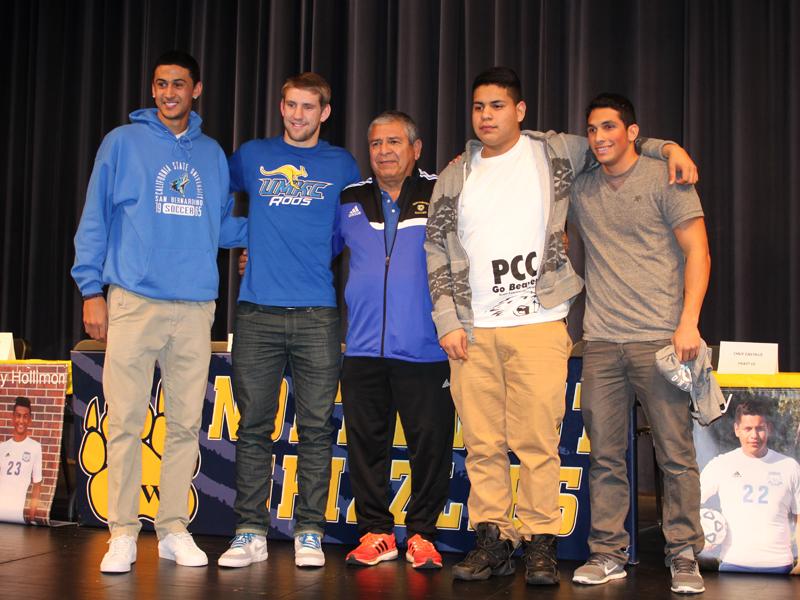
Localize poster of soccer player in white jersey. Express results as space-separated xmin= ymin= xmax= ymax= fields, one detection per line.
xmin=0 ymin=397 xmax=43 ymax=524
xmin=695 ymin=393 xmax=800 ymax=574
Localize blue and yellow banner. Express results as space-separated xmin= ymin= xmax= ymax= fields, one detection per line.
xmin=70 ymin=351 xmax=594 ymax=559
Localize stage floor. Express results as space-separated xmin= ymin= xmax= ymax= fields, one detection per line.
xmin=1 ymin=522 xmax=798 ymax=600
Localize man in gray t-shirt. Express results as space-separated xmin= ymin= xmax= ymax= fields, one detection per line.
xmin=569 ymin=94 xmax=711 ymax=595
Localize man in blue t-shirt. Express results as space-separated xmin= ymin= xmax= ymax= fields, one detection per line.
xmin=219 ymin=73 xmax=360 ymax=570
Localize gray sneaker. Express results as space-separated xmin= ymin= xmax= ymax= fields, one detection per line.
xmin=572 ymin=553 xmax=626 ymax=585
xmin=670 ymin=554 xmax=705 ymax=594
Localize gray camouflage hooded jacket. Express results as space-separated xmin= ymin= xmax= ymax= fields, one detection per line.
xmin=424 ymin=130 xmax=669 ymax=341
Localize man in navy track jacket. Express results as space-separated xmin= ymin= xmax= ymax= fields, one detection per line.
xmin=335 ymin=111 xmax=455 ymax=570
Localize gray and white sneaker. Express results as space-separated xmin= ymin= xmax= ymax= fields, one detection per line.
xmin=295 ymin=532 xmax=325 ymax=567
xmin=572 ymin=553 xmax=627 ymax=585
xmin=218 ymin=533 xmax=268 ymax=568
xmin=670 ymin=553 xmax=705 ymax=594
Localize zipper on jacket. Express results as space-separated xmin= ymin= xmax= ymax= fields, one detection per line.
xmin=378 ymin=177 xmax=410 ymax=356
xmin=380 ymin=254 xmax=390 ymax=356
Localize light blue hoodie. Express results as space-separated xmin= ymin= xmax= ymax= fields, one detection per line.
xmin=72 ymin=109 xmax=246 ymax=301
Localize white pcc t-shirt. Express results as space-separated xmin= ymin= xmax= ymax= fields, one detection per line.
xmin=0 ymin=436 xmax=43 ymax=523
xmin=458 ymin=135 xmax=569 ymax=327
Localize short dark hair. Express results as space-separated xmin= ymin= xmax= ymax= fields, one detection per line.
xmin=734 ymin=399 xmax=772 ymax=424
xmin=281 ymin=72 xmax=332 ymax=107
xmin=368 ymin=110 xmax=421 ymax=145
xmin=472 ymin=67 xmax=522 ymax=104
xmin=585 ymin=93 xmax=637 ymax=128
xmin=14 ymin=397 xmax=31 ymax=411
xmin=152 ymin=50 xmax=201 ymax=85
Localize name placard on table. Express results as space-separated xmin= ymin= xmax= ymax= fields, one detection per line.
xmin=717 ymin=341 xmax=778 ymax=375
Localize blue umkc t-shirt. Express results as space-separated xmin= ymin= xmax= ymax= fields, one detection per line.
xmin=229 ymin=135 xmax=361 ymax=307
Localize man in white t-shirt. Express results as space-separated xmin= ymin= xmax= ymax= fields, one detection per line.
xmin=0 ymin=397 xmax=42 ymax=524
xmin=701 ymin=400 xmax=800 ymax=574
xmin=425 ymin=67 xmax=697 ymax=585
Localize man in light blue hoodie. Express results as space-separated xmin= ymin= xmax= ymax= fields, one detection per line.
xmin=72 ymin=50 xmax=246 ymax=574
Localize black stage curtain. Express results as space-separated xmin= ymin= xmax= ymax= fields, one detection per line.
xmin=2 ymin=0 xmax=799 ymax=370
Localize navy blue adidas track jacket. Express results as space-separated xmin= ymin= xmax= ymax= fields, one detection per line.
xmin=335 ymin=168 xmax=446 ymax=362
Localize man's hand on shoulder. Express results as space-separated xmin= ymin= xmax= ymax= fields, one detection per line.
xmin=440 ymin=328 xmax=468 ymax=361
xmin=662 ymin=143 xmax=699 ymax=185
xmin=672 ymin=320 xmax=701 ymax=362
xmin=83 ymin=296 xmax=108 ymax=342
xmin=449 ymin=153 xmax=463 ymax=166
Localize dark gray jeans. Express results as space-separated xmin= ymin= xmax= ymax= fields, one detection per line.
xmin=231 ymin=303 xmax=340 ymax=536
xmin=581 ymin=340 xmax=704 ymax=563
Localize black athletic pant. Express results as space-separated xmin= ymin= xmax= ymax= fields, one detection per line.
xmin=341 ymin=356 xmax=455 ymax=541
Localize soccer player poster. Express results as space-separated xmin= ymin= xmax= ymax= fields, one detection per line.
xmin=0 ymin=397 xmax=44 ymax=523
xmin=694 ymin=385 xmax=800 ymax=575
xmin=0 ymin=362 xmax=69 ymax=525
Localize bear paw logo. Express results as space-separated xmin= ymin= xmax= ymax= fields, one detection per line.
xmin=78 ymin=381 xmax=200 ymax=524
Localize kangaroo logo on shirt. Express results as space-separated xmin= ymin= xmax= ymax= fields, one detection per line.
xmin=259 ymin=164 xmax=308 ymax=189
xmin=155 ymin=161 xmax=205 ymax=217
xmin=258 ymin=163 xmax=332 ymax=208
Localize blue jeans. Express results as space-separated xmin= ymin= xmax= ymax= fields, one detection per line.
xmin=231 ymin=303 xmax=340 ymax=536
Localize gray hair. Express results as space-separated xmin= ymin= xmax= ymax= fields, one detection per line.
xmin=368 ymin=110 xmax=420 ymax=144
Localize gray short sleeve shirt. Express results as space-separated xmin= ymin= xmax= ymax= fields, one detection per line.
xmin=570 ymin=156 xmax=704 ymax=342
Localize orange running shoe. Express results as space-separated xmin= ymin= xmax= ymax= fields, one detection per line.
xmin=346 ymin=532 xmax=398 ymax=566
xmin=405 ymin=534 xmax=443 ymax=569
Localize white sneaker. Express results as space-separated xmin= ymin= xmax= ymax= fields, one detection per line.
xmin=218 ymin=533 xmax=268 ymax=568
xmin=100 ymin=535 xmax=137 ymax=573
xmin=295 ymin=532 xmax=325 ymax=567
xmin=158 ymin=532 xmax=208 ymax=567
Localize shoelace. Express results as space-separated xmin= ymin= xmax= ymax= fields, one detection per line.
xmin=672 ymin=556 xmax=698 ymax=574
xmin=230 ymin=533 xmax=256 ymax=549
xmin=171 ymin=532 xmax=194 ymax=547
xmin=409 ymin=537 xmax=434 ymax=553
xmin=585 ymin=553 xmax=614 ymax=567
xmin=526 ymin=540 xmax=556 ymax=566
xmin=362 ymin=533 xmax=385 ymax=544
xmin=298 ymin=533 xmax=321 ymax=549
xmin=463 ymin=546 xmax=493 ymax=565
xmin=107 ymin=537 xmax=135 ymax=556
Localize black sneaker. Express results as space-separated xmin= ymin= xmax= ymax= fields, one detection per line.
xmin=522 ymin=534 xmax=559 ymax=585
xmin=452 ymin=523 xmax=516 ymax=581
